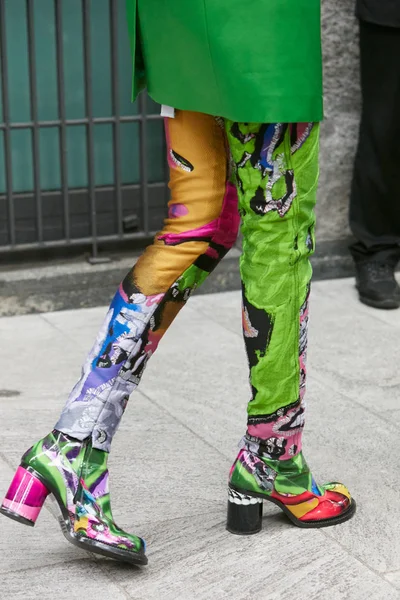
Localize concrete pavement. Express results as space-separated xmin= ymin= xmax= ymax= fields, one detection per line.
xmin=0 ymin=278 xmax=399 ymax=599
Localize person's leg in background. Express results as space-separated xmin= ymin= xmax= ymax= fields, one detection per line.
xmin=0 ymin=111 xmax=240 ymax=564
xmin=350 ymin=20 xmax=400 ymax=309
xmin=225 ymin=122 xmax=356 ymax=533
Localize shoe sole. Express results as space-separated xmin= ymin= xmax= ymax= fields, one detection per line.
xmin=227 ymin=484 xmax=357 ymax=531
xmin=1 ymin=465 xmax=148 ymax=566
xmin=55 ymin=502 xmax=148 ymax=566
xmin=358 ymin=295 xmax=399 ymax=310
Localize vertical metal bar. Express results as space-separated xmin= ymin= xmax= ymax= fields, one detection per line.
xmin=139 ymin=93 xmax=149 ymax=235
xmin=26 ymin=0 xmax=43 ymax=243
xmin=0 ymin=0 xmax=16 ymax=246
xmin=162 ymin=123 xmax=169 ymax=214
xmin=110 ymin=0 xmax=123 ymax=237
xmin=55 ymin=0 xmax=70 ymax=241
xmin=82 ymin=0 xmax=98 ymax=258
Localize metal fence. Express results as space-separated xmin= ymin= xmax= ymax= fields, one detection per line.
xmin=0 ymin=0 xmax=168 ymax=261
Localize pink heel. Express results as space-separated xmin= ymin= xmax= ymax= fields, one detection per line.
xmin=0 ymin=466 xmax=50 ymax=527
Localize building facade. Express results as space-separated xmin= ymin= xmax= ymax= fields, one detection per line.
xmin=0 ymin=0 xmax=360 ymax=264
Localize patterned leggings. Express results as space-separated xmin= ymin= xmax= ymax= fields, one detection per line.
xmin=56 ymin=111 xmax=319 ymax=456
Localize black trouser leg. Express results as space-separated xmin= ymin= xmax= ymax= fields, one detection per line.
xmin=350 ymin=20 xmax=400 ymax=265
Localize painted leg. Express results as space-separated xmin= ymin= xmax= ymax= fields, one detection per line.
xmin=55 ymin=111 xmax=239 ymax=451
xmin=1 ymin=111 xmax=239 ymax=563
xmin=225 ymin=122 xmax=355 ymax=532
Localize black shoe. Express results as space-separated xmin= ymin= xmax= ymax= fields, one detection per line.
xmin=355 ymin=260 xmax=400 ymax=309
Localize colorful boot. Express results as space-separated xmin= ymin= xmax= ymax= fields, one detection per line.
xmin=227 ymin=445 xmax=356 ymax=534
xmin=0 ymin=430 xmax=147 ymax=565
xmin=1 ymin=112 xmax=239 ymax=565
xmin=225 ymin=121 xmax=356 ymax=534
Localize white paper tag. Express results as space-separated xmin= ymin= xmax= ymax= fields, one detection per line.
xmin=161 ymin=105 xmax=175 ymax=119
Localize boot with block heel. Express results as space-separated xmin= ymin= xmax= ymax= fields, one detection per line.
xmin=226 ymin=448 xmax=356 ymax=534
xmin=0 ymin=430 xmax=147 ymax=565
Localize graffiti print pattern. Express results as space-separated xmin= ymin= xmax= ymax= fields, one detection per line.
xmin=226 ymin=121 xmax=354 ymax=524
xmin=56 ymin=111 xmax=240 ymax=451
xmin=226 ymin=120 xmax=319 ymax=459
xmin=58 ymin=114 xmax=319 ymax=460
xmin=229 ymin=446 xmax=352 ymax=523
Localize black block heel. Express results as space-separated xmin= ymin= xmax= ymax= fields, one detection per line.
xmin=226 ymin=487 xmax=263 ymax=535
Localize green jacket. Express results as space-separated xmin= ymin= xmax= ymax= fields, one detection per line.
xmin=127 ymin=0 xmax=323 ymax=123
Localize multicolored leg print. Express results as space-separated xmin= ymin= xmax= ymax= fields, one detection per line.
xmin=225 ymin=122 xmax=355 ymax=529
xmin=56 ymin=111 xmax=240 ymax=452
xmin=1 ymin=113 xmax=355 ymax=553
xmin=226 ymin=122 xmax=318 ymax=458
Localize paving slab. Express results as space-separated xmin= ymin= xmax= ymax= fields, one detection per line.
xmin=1 ymin=279 xmax=400 ymax=599
xmin=0 ymin=313 xmax=85 ymax=398
xmin=385 ymin=572 xmax=400 ymax=591
xmin=305 ymin=377 xmax=400 ymax=575
xmin=0 ymin=560 xmax=131 ymax=600
xmin=308 ymin=282 xmax=400 ymax=417
xmin=99 ymin=513 xmax=399 ymax=600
